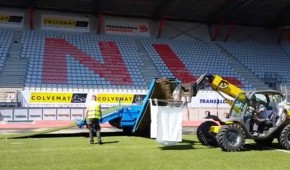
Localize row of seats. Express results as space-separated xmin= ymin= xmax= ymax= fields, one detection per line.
xmin=0 ymin=30 xmax=13 ymax=71
xmin=141 ymin=39 xmax=244 ymax=88
xmin=220 ymin=42 xmax=290 ymax=83
xmin=21 ymin=31 xmax=148 ymax=90
xmin=10 ymin=30 xmax=290 ymax=92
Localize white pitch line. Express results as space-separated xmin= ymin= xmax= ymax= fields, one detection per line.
xmin=261 ymin=146 xmax=290 ymax=154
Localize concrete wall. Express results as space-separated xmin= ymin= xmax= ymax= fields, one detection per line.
xmin=0 ymin=106 xmax=230 ymax=122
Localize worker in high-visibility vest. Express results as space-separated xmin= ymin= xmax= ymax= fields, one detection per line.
xmin=86 ymin=95 xmax=102 ymax=144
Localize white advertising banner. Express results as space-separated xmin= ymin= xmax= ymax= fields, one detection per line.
xmin=41 ymin=14 xmax=90 ymax=32
xmin=105 ymin=20 xmax=150 ymax=36
xmin=20 ymin=91 xmax=146 ymax=108
xmin=187 ymin=91 xmax=232 ymax=108
xmin=0 ymin=11 xmax=24 ymax=28
xmin=20 ymin=91 xmax=232 ymax=108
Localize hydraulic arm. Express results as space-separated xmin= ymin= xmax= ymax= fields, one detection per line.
xmin=190 ymin=73 xmax=245 ymax=105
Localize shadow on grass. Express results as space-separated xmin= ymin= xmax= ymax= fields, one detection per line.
xmin=26 ymin=132 xmax=125 ymax=139
xmin=243 ymin=143 xmax=284 ymax=151
xmin=96 ymin=141 xmax=119 ymax=145
xmin=103 ymin=141 xmax=119 ymax=144
xmin=158 ymin=139 xmax=197 ymax=150
xmin=159 ymin=144 xmax=194 ymax=150
xmin=181 ymin=139 xmax=196 ymax=145
xmin=213 ymin=143 xmax=286 ymax=152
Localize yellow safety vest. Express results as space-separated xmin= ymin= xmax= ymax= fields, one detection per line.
xmin=87 ymin=102 xmax=101 ymax=119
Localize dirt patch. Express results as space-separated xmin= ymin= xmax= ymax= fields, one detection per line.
xmin=156 ymin=78 xmax=174 ymax=100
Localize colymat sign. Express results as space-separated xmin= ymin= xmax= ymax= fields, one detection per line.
xmin=21 ymin=91 xmax=146 ymax=107
xmin=20 ymin=91 xmax=232 ymax=108
xmin=41 ymin=14 xmax=90 ymax=32
xmin=0 ymin=11 xmax=24 ymax=28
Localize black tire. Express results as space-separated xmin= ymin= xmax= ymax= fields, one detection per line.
xmin=278 ymin=124 xmax=290 ymax=149
xmin=277 ymin=136 xmax=280 ymax=144
xmin=197 ymin=121 xmax=218 ymax=146
xmin=254 ymin=138 xmax=274 ymax=146
xmin=216 ymin=124 xmax=246 ymax=152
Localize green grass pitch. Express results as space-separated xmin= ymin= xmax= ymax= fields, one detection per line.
xmin=0 ymin=135 xmax=290 ymax=170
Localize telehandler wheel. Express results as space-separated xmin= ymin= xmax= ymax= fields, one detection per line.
xmin=278 ymin=124 xmax=290 ymax=149
xmin=254 ymin=138 xmax=274 ymax=146
xmin=216 ymin=124 xmax=246 ymax=152
xmin=196 ymin=121 xmax=218 ymax=146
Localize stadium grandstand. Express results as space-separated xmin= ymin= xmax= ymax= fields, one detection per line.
xmin=1 ymin=0 xmax=290 ymax=125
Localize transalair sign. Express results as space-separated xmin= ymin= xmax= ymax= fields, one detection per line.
xmin=105 ymin=20 xmax=150 ymax=37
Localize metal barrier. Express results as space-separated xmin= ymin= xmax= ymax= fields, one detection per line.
xmin=280 ymin=83 xmax=290 ymax=103
xmin=0 ymin=107 xmax=86 ymax=122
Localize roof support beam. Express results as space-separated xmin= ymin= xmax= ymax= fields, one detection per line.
xmin=157 ymin=17 xmax=165 ymax=38
xmin=97 ymin=12 xmax=103 ymax=35
xmin=272 ymin=2 xmax=290 ymax=26
xmin=208 ymin=0 xmax=260 ymax=24
xmin=277 ymin=28 xmax=282 ymax=44
xmin=207 ymin=0 xmax=243 ymax=23
xmin=28 ymin=6 xmax=34 ymax=30
xmin=234 ymin=0 xmax=257 ymax=11
xmin=92 ymin=0 xmax=102 ymax=13
xmin=212 ymin=21 xmax=223 ymax=41
xmin=224 ymin=21 xmax=235 ymax=42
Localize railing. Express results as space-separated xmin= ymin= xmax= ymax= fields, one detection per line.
xmin=264 ymin=72 xmax=284 ymax=90
xmin=280 ymin=83 xmax=290 ymax=103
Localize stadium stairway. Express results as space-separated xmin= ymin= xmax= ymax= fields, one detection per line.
xmin=152 ymin=43 xmax=196 ymax=83
xmin=215 ymin=43 xmax=269 ymax=90
xmin=134 ymin=40 xmax=160 ymax=84
xmin=0 ymin=31 xmax=28 ymax=103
